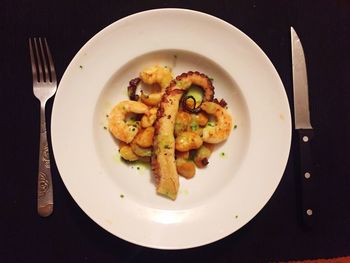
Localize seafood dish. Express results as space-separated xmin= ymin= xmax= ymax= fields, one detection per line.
xmin=108 ymin=65 xmax=233 ymax=200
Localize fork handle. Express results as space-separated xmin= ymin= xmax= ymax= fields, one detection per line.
xmin=37 ymin=103 xmax=53 ymax=217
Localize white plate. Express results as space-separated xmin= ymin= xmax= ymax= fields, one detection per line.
xmin=51 ymin=8 xmax=291 ymax=249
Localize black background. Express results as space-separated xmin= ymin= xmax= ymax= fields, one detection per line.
xmin=2 ymin=1 xmax=350 ymax=262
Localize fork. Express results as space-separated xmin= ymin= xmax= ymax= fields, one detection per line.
xmin=29 ymin=38 xmax=57 ymax=217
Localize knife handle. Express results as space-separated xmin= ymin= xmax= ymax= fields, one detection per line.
xmin=296 ymin=128 xmax=316 ymax=228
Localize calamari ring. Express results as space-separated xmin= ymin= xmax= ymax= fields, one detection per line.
xmin=151 ymin=71 xmax=214 ymax=200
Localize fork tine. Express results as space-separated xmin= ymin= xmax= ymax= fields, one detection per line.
xmin=29 ymin=38 xmax=38 ymax=83
xmin=33 ymin=38 xmax=43 ymax=82
xmin=44 ymin=38 xmax=57 ymax=83
xmin=38 ymin=38 xmax=49 ymax=82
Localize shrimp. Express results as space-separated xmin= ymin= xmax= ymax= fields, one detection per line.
xmin=108 ymin=101 xmax=149 ymax=143
xmin=140 ymin=65 xmax=173 ymax=106
xmin=201 ymin=102 xmax=233 ymax=144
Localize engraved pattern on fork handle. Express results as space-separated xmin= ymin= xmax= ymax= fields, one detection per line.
xmin=37 ymin=104 xmax=53 ymax=217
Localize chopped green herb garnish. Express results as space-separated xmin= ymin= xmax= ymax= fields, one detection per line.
xmin=103 ymin=126 xmax=107 ymax=130
xmin=235 ymin=215 xmax=238 ymax=219
xmin=234 ymin=124 xmax=238 ymax=129
xmin=220 ymin=152 xmax=225 ymax=157
xmin=209 ymin=77 xmax=214 ymax=82
xmin=164 ymin=145 xmax=171 ymax=149
xmin=79 ymin=65 xmax=83 ymax=69
xmin=120 ymin=194 xmax=124 ymax=198
xmin=190 ymin=122 xmax=199 ymax=131
xmin=137 ymin=166 xmax=140 ymax=170
xmin=106 ymin=114 xmax=109 ymax=118
xmin=132 ymin=128 xmax=136 ymax=131
xmin=207 ymin=121 xmax=215 ymax=127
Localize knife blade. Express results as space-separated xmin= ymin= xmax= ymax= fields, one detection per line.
xmin=291 ymin=27 xmax=316 ymax=228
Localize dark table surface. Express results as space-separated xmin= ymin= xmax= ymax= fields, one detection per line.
xmin=2 ymin=0 xmax=350 ymax=262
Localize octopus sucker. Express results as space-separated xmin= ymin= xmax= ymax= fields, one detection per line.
xmin=151 ymin=71 xmax=215 ymax=200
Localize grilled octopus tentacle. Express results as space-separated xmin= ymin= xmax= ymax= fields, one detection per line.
xmin=151 ymin=71 xmax=214 ymax=200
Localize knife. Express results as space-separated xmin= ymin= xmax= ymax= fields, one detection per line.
xmin=291 ymin=27 xmax=316 ymax=228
